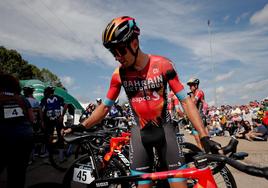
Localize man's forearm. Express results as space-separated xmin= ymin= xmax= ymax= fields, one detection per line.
xmin=82 ymin=103 xmax=110 ymax=128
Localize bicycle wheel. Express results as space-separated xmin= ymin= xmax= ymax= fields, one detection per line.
xmin=62 ymin=155 xmax=130 ymax=188
xmin=182 ymin=142 xmax=237 ymax=188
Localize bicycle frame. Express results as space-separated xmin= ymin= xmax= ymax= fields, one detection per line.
xmin=103 ymin=132 xmax=130 ymax=164
xmin=95 ymin=166 xmax=217 ymax=188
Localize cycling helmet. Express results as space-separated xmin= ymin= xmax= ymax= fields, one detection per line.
xmin=187 ymin=78 xmax=200 ymax=86
xmin=87 ymin=102 xmax=96 ymax=110
xmin=96 ymin=98 xmax=102 ymax=103
xmin=124 ymin=103 xmax=129 ymax=108
xmin=23 ymin=86 xmax=35 ymax=96
xmin=23 ymin=86 xmax=35 ymax=92
xmin=44 ymin=86 xmax=55 ymax=93
xmin=102 ymin=16 xmax=140 ymax=49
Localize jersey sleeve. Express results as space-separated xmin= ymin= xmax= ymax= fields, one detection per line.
xmin=195 ymin=90 xmax=204 ymax=101
xmin=104 ymin=68 xmax=122 ymax=107
xmin=162 ymin=60 xmax=187 ymax=101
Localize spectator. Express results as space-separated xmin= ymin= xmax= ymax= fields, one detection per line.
xmin=242 ymin=106 xmax=254 ymax=128
xmin=0 ymin=73 xmax=34 ymax=188
xmin=234 ymin=120 xmax=251 ymax=140
xmin=209 ymin=114 xmax=223 ymax=136
xmin=245 ymin=119 xmax=268 ymax=141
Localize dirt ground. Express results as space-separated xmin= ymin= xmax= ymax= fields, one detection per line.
xmin=0 ymin=133 xmax=267 ymax=188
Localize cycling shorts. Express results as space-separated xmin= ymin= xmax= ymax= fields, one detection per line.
xmin=129 ymin=122 xmax=185 ymax=184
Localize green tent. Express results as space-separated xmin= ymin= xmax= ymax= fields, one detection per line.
xmin=20 ymin=79 xmax=84 ymax=111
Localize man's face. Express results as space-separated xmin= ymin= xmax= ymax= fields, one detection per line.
xmin=109 ymin=40 xmax=137 ymax=68
xmin=188 ymin=84 xmax=197 ymax=92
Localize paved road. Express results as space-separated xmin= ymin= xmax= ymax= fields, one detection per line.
xmin=0 ymin=134 xmax=267 ymax=187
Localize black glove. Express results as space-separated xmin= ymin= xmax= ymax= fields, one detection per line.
xmin=200 ymin=136 xmax=221 ymax=153
xmin=71 ymin=123 xmax=86 ymax=132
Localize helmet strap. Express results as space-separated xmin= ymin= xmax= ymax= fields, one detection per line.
xmin=127 ymin=42 xmax=139 ymax=67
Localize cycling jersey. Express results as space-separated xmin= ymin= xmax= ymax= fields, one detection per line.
xmin=0 ymin=92 xmax=30 ymax=124
xmin=193 ymin=89 xmax=205 ymax=113
xmin=40 ymin=95 xmax=65 ymax=121
xmin=105 ymin=54 xmax=187 ymax=129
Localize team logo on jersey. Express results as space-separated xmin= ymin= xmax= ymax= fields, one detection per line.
xmin=46 ymin=96 xmax=58 ymax=104
xmin=152 ymin=91 xmax=160 ymax=101
xmin=153 ymin=68 xmax=159 ymax=74
xmin=123 ymin=75 xmax=163 ymax=92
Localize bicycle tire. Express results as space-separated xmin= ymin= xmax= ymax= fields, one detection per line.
xmin=62 ymin=154 xmax=130 ymax=188
xmin=182 ymin=142 xmax=237 ymax=188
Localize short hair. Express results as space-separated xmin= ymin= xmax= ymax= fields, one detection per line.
xmin=0 ymin=73 xmax=21 ymax=94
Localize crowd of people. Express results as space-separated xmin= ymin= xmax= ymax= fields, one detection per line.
xmin=204 ymin=99 xmax=268 ymax=141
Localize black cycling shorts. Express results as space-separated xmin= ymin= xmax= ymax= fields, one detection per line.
xmin=129 ymin=122 xmax=185 ymax=184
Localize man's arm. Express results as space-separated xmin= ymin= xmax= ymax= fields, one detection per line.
xmin=81 ymin=103 xmax=110 ymax=128
xmin=180 ymin=96 xmax=207 ymax=138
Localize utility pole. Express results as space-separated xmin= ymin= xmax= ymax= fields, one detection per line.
xmin=208 ymin=20 xmax=217 ymax=107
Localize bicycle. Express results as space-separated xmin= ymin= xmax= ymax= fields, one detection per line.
xmin=62 ymin=130 xmax=132 ymax=188
xmin=61 ymin=131 xmax=239 ymax=188
xmin=28 ymin=134 xmax=268 ymax=188
xmin=93 ymin=149 xmax=268 ymax=188
xmin=175 ymin=119 xmax=238 ymax=188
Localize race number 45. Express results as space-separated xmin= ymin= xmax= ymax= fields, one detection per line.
xmin=73 ymin=166 xmax=95 ymax=184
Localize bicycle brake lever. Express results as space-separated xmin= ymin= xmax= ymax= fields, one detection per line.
xmin=221 ymin=137 xmax=238 ymax=155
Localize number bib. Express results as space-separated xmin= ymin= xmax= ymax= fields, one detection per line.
xmin=3 ymin=105 xmax=24 ymax=119
xmin=73 ymin=164 xmax=95 ymax=184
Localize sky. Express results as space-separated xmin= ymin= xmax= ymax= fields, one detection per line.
xmin=1 ymin=0 xmax=268 ymax=107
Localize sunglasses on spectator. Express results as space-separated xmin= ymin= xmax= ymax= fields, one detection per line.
xmin=109 ymin=44 xmax=127 ymax=57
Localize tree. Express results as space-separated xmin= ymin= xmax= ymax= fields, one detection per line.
xmin=0 ymin=46 xmax=64 ymax=89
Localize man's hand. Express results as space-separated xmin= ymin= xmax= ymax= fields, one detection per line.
xmin=200 ymin=136 xmax=221 ymax=153
xmin=61 ymin=123 xmax=86 ymax=136
xmin=61 ymin=128 xmax=72 ymax=136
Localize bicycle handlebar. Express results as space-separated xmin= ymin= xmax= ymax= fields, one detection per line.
xmin=194 ymin=154 xmax=268 ymax=180
xmin=192 ymin=137 xmax=268 ymax=180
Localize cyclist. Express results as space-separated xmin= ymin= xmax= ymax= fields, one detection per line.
xmin=64 ymin=16 xmax=220 ymax=188
xmin=96 ymin=98 xmax=102 ymax=106
xmin=40 ymin=86 xmax=68 ymax=160
xmin=187 ymin=78 xmax=209 ymax=149
xmin=0 ymin=73 xmax=34 ymax=188
xmin=80 ymin=102 xmax=96 ymax=122
xmin=108 ymin=98 xmax=123 ymax=118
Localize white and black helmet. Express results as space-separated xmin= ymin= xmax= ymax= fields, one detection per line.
xmin=187 ymin=78 xmax=200 ymax=86
xmin=96 ymin=98 xmax=102 ymax=103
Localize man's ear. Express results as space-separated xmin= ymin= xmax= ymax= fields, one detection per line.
xmin=131 ymin=38 xmax=139 ymax=50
